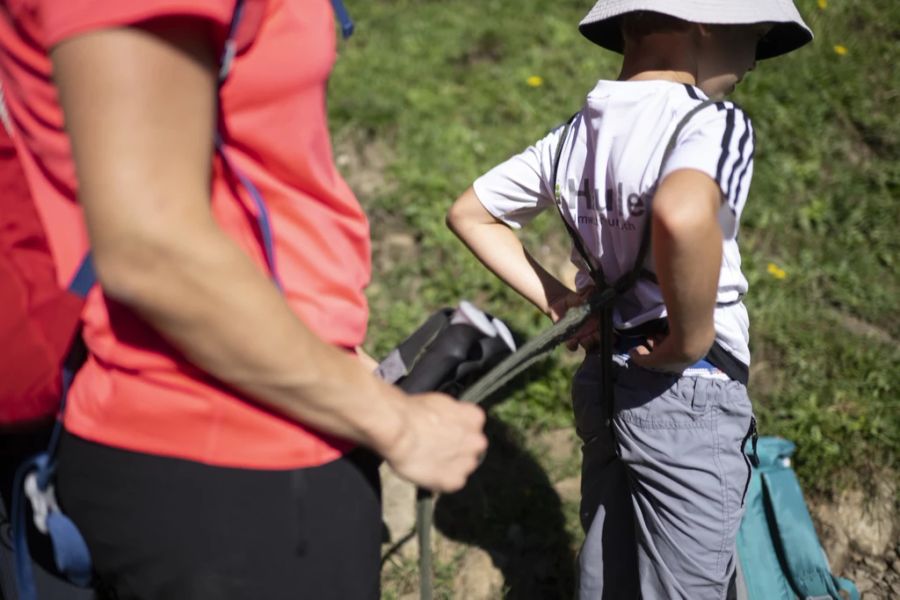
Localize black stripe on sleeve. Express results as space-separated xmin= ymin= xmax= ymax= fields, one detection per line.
xmin=714 ymin=107 xmax=736 ymax=187
xmin=725 ymin=110 xmax=752 ymax=203
xmin=732 ymin=124 xmax=756 ymax=211
xmin=683 ymin=83 xmax=700 ymax=100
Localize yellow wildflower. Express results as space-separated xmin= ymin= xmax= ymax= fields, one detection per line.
xmin=767 ymin=263 xmax=787 ymax=280
xmin=526 ymin=75 xmax=544 ymax=87
xmin=833 ymin=45 xmax=848 ymax=56
xmin=817 ymin=0 xmax=827 ymax=9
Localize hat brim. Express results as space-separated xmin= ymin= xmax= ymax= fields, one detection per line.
xmin=578 ymin=17 xmax=812 ymax=60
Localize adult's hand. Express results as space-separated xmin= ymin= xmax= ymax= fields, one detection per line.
xmin=380 ymin=393 xmax=487 ymax=492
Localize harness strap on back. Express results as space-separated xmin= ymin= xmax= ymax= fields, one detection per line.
xmin=550 ymin=100 xmax=717 ymax=441
xmin=550 ymin=112 xmax=606 ymax=288
xmin=461 ymin=99 xmax=719 ymax=409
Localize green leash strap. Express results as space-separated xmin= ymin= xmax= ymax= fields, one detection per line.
xmin=416 ymin=489 xmax=434 ymax=600
xmin=458 ymin=286 xmax=616 ymax=405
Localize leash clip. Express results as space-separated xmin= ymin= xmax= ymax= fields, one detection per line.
xmin=23 ymin=470 xmax=61 ymax=535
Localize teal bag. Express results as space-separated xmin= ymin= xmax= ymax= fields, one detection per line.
xmin=736 ymin=437 xmax=859 ymax=600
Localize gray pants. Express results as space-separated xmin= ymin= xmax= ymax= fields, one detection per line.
xmin=573 ymin=355 xmax=753 ymax=600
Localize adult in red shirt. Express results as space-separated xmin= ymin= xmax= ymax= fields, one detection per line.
xmin=0 ymin=0 xmax=487 ymax=597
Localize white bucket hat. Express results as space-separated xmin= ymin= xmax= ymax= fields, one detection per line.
xmin=579 ymin=0 xmax=813 ymax=59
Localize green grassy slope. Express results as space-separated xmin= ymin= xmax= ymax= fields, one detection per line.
xmin=329 ymin=0 xmax=898 ymax=497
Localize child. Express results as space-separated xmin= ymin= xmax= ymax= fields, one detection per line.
xmin=447 ymin=1 xmax=812 ymax=598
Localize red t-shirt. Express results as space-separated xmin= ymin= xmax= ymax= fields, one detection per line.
xmin=0 ymin=0 xmax=371 ymax=469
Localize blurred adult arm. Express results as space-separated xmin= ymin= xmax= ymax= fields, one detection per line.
xmin=50 ymin=18 xmax=486 ymax=492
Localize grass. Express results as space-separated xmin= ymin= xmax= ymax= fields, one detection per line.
xmin=328 ymin=0 xmax=898 ymax=594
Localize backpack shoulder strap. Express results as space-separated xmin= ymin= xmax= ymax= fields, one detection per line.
xmin=613 ymin=98 xmax=717 ymax=294
xmin=755 ymin=438 xmax=859 ymax=600
xmin=550 ymin=99 xmax=717 ymax=296
xmin=550 ymin=111 xmax=607 ymax=288
xmin=330 ymin=0 xmax=354 ymax=39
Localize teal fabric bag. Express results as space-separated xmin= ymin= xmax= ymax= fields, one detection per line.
xmin=736 ymin=437 xmax=859 ymax=600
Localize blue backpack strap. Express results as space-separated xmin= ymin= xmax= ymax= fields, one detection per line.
xmin=216 ymin=1 xmax=354 ymax=283
xmin=67 ymin=253 xmax=95 ymax=299
xmin=214 ymin=140 xmax=282 ymax=288
xmin=330 ymin=0 xmax=354 ymax=39
xmin=737 ymin=437 xmax=856 ymax=600
xmin=835 ymin=577 xmax=859 ymax=600
xmin=214 ymin=0 xmax=282 ymax=288
xmin=761 ymin=469 xmax=843 ymax=598
xmin=751 ymin=438 xmax=854 ymax=600
xmin=44 ymin=253 xmax=96 ymax=456
xmin=737 ymin=440 xmax=796 ymax=600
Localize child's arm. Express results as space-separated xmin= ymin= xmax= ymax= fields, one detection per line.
xmin=449 ymin=187 xmax=602 ymax=350
xmin=630 ymin=169 xmax=723 ymax=372
xmin=448 ymin=186 xmax=573 ymax=319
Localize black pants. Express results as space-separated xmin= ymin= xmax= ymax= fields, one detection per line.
xmin=56 ymin=432 xmax=382 ymax=600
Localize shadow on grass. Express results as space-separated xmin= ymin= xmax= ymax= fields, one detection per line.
xmin=434 ymin=363 xmax=577 ymax=599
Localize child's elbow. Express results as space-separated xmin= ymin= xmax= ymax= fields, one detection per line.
xmin=446 ymin=187 xmax=482 ymax=235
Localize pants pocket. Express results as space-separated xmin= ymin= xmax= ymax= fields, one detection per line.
xmin=739 ymin=416 xmax=757 ymax=507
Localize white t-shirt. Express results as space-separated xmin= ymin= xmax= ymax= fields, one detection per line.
xmin=473 ymin=80 xmax=754 ymax=365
